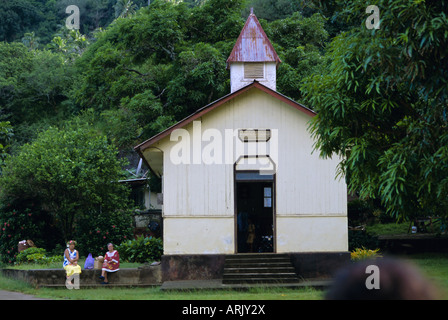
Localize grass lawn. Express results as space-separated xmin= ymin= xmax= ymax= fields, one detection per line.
xmin=366 ymin=222 xmax=410 ymax=235
xmin=366 ymin=220 xmax=446 ymax=236
xmin=1 ymin=253 xmax=448 ymax=300
xmin=399 ymin=253 xmax=448 ymax=298
xmin=0 ymin=257 xmax=324 ymax=300
xmin=0 ymin=273 xmax=324 ymax=300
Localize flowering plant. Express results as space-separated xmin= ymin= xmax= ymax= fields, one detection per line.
xmin=66 ymin=240 xmax=77 ymax=247
xmin=351 ymin=247 xmax=382 ymax=261
xmin=0 ymin=206 xmax=48 ymax=264
xmin=73 ymin=208 xmax=133 ymax=256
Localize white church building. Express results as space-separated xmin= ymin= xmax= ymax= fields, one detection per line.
xmin=135 ymin=11 xmax=349 ymax=281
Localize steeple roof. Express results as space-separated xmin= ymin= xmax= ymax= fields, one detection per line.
xmin=226 ymin=9 xmax=281 ymax=69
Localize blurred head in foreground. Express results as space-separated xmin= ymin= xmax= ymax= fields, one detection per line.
xmin=325 ymin=257 xmax=440 ymax=300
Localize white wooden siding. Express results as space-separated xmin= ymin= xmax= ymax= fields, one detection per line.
xmin=156 ymin=88 xmax=347 ymax=218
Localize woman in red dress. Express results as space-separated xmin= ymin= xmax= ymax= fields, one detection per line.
xmin=99 ymin=243 xmax=119 ymax=284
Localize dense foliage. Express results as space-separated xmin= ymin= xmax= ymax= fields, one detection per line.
xmin=116 ymin=236 xmax=163 ymax=263
xmin=0 ymin=206 xmax=58 ymax=264
xmin=15 ymin=247 xmax=60 ymax=265
xmin=71 ymin=0 xmax=330 ymax=150
xmin=74 ymin=206 xmax=134 ymax=257
xmin=0 ymin=0 xmax=151 ymax=43
xmin=0 ymin=117 xmax=132 ymax=252
xmin=301 ymin=0 xmax=448 ymax=221
xmin=1 ymin=0 xmax=445 ymax=262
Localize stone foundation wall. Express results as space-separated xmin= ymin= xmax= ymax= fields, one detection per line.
xmin=1 ymin=266 xmax=162 ymax=287
xmin=161 ymin=255 xmax=226 ymax=282
xmin=287 ymin=252 xmax=351 ymax=279
xmin=161 ymin=252 xmax=350 ymax=281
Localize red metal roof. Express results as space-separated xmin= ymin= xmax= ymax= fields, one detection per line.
xmin=226 ymin=10 xmax=281 ymax=69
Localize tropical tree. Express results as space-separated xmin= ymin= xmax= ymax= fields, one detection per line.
xmin=0 ymin=41 xmax=78 ymax=147
xmin=115 ymin=0 xmax=138 ymax=18
xmin=21 ymin=32 xmax=40 ymax=50
xmin=301 ymin=0 xmax=448 ymax=221
xmin=72 ymin=0 xmax=329 ymax=150
xmin=0 ymin=116 xmax=132 ymax=242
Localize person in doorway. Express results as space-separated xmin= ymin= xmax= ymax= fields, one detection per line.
xmin=99 ymin=243 xmax=120 ymax=284
xmin=247 ymin=219 xmax=256 ymax=252
xmin=237 ymin=210 xmax=248 ymax=252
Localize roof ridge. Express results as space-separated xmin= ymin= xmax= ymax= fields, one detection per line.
xmin=226 ymin=11 xmax=281 ymax=69
xmin=134 ymin=81 xmax=314 ymax=154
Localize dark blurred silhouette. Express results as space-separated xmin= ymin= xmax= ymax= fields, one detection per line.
xmin=325 ymin=257 xmax=440 ymax=300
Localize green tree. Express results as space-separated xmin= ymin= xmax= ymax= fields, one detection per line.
xmin=56 ymin=0 xmax=117 ymax=35
xmin=265 ymin=12 xmax=329 ymax=101
xmin=301 ymin=0 xmax=448 ymax=221
xmin=72 ymin=0 xmax=329 ymax=150
xmin=72 ymin=0 xmax=235 ymax=149
xmin=0 ymin=0 xmax=61 ymax=44
xmin=0 ymin=116 xmax=132 ymax=242
xmin=0 ymin=0 xmax=42 ymax=42
xmin=0 ymin=206 xmax=59 ymax=264
xmin=0 ymin=121 xmax=14 ymax=162
xmin=47 ymin=28 xmax=89 ymax=58
xmin=0 ymin=42 xmax=78 ymax=147
xmin=114 ymin=0 xmax=138 ymax=18
xmin=21 ymin=32 xmax=40 ymax=50
xmin=186 ymin=0 xmax=245 ymax=43
xmin=244 ymin=0 xmax=304 ymax=21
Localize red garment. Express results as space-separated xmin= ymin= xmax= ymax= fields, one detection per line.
xmin=102 ymin=250 xmax=120 ymax=272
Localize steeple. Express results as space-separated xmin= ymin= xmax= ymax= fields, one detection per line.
xmin=227 ymin=9 xmax=281 ymax=93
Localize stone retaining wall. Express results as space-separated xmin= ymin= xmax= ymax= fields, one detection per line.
xmin=1 ymin=265 xmax=162 ymax=288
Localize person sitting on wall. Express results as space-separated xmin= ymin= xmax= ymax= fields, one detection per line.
xmin=63 ymin=240 xmax=82 ymax=278
xmin=99 ymin=243 xmax=120 ymax=284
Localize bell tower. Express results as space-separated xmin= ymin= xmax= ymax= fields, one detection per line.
xmin=226 ymin=9 xmax=281 ymax=93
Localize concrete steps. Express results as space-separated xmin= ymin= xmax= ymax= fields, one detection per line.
xmin=222 ymin=254 xmax=300 ymax=284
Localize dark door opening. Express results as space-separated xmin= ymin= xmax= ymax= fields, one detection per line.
xmin=236 ymin=176 xmax=274 ymax=253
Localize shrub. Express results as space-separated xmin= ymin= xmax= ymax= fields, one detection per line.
xmin=0 ymin=118 xmax=131 ymax=243
xmin=351 ymin=247 xmax=382 ymax=261
xmin=73 ymin=208 xmax=134 ymax=257
xmin=116 ymin=236 xmax=163 ymax=263
xmin=16 ymin=247 xmax=60 ymax=265
xmin=348 ymin=229 xmax=379 ymax=251
xmin=0 ymin=204 xmax=60 ymax=264
xmin=348 ymin=199 xmax=374 ymax=226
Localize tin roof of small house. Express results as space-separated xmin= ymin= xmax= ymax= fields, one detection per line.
xmin=226 ymin=9 xmax=281 ymax=68
xmin=134 ymin=80 xmax=315 ymax=157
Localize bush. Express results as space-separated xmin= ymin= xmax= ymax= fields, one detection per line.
xmin=0 ymin=118 xmax=132 ymax=244
xmin=16 ymin=247 xmax=60 ymax=265
xmin=348 ymin=229 xmax=379 ymax=251
xmin=351 ymin=247 xmax=382 ymax=261
xmin=116 ymin=236 xmax=163 ymax=263
xmin=74 ymin=208 xmax=134 ymax=257
xmin=348 ymin=199 xmax=373 ymax=226
xmin=0 ymin=203 xmax=60 ymax=264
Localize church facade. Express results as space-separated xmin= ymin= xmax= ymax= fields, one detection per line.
xmin=135 ymin=11 xmax=349 ymax=281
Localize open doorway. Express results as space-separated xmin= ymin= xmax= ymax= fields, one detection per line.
xmin=235 ymin=172 xmax=275 ymax=253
